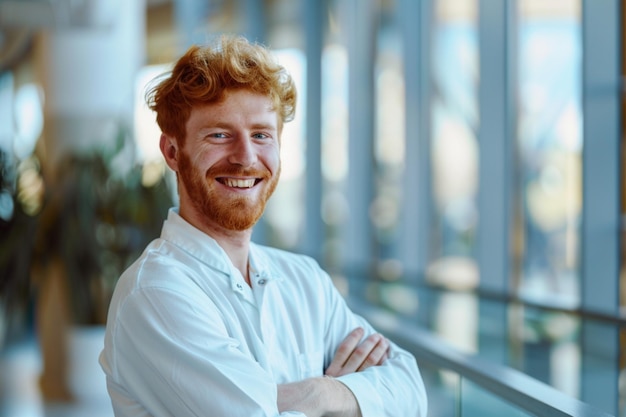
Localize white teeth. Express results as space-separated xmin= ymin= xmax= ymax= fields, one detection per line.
xmin=224 ymin=178 xmax=255 ymax=188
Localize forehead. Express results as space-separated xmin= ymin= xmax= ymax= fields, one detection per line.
xmin=186 ymin=90 xmax=278 ymax=128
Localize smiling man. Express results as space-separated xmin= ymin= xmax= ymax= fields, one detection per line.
xmin=99 ymin=35 xmax=427 ymax=417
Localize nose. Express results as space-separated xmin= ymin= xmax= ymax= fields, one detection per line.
xmin=227 ymin=136 xmax=257 ymax=167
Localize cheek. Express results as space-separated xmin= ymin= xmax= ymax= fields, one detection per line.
xmin=189 ymin=147 xmax=220 ymax=171
xmin=265 ymin=146 xmax=281 ymax=173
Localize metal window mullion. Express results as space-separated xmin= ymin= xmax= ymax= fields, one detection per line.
xmin=300 ymin=0 xmax=324 ymax=261
xmin=342 ymin=0 xmax=377 ymax=272
xmin=580 ymin=0 xmax=621 ymax=317
xmin=398 ymin=0 xmax=433 ymax=281
xmin=580 ymin=1 xmax=621 ymax=415
xmin=477 ymin=0 xmax=515 ymax=295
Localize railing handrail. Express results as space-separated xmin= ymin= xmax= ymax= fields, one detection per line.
xmin=348 ymin=297 xmax=614 ymax=417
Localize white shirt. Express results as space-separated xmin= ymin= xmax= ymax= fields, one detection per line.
xmin=99 ymin=209 xmax=427 ymax=417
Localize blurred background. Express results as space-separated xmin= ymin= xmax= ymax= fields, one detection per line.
xmin=0 ymin=0 xmax=624 ymax=416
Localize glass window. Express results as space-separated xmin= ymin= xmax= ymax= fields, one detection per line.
xmin=372 ymin=0 xmax=405 ymax=271
xmin=515 ymin=0 xmax=582 ymax=307
xmin=428 ymin=0 xmax=479 ymax=290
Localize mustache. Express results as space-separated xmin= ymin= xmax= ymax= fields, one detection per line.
xmin=206 ymin=164 xmax=271 ymax=179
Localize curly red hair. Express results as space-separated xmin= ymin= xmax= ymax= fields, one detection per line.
xmin=146 ymin=35 xmax=297 ymax=142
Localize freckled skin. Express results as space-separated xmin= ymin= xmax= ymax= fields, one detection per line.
xmin=160 ymin=90 xmax=281 ymax=235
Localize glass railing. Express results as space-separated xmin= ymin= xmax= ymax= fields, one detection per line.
xmin=347 ymin=295 xmax=616 ymax=417
xmin=420 ymin=360 xmax=537 ymax=417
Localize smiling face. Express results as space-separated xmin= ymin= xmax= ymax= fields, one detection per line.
xmin=160 ymin=89 xmax=281 ymax=234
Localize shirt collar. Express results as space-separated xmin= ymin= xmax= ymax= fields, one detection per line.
xmin=249 ymin=243 xmax=282 ymax=286
xmin=161 ymin=208 xmax=232 ymax=275
xmin=161 ymin=208 xmax=281 ymax=288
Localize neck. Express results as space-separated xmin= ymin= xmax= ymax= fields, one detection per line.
xmin=179 ymin=207 xmax=253 ymax=285
xmin=213 ymin=231 xmax=252 ymax=285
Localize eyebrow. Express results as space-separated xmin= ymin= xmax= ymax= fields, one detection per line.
xmin=249 ymin=123 xmax=278 ymax=131
xmin=206 ymin=122 xmax=277 ymax=131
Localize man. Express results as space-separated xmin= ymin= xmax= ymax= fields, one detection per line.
xmin=99 ymin=35 xmax=427 ymax=417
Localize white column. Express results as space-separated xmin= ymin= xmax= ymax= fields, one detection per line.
xmin=35 ymin=0 xmax=146 ymax=169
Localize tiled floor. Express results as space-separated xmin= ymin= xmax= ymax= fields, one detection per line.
xmin=0 ymin=328 xmax=114 ymax=417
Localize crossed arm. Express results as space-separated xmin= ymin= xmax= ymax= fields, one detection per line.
xmin=104 ymin=265 xmax=427 ymax=417
xmin=277 ymin=327 xmax=390 ymax=417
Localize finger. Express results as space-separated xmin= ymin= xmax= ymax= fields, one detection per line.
xmin=358 ymin=336 xmax=389 ymax=371
xmin=341 ymin=333 xmax=383 ymax=373
xmin=377 ymin=347 xmax=389 ymax=365
xmin=325 ymin=327 xmax=364 ymax=376
xmin=376 ymin=337 xmax=390 ymax=365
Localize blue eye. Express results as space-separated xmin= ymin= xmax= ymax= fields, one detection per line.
xmin=208 ymin=132 xmax=228 ymax=139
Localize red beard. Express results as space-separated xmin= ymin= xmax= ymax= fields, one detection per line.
xmin=177 ymin=151 xmax=280 ymax=231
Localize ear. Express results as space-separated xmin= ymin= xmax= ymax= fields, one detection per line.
xmin=160 ymin=133 xmax=179 ymax=171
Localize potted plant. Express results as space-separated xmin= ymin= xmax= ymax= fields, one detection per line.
xmin=0 ymin=125 xmax=174 ymax=400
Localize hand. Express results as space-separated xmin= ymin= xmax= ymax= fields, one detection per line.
xmin=325 ymin=327 xmax=390 ymax=377
xmin=277 ymin=376 xmax=361 ymax=417
xmin=277 ymin=328 xmax=387 ymax=416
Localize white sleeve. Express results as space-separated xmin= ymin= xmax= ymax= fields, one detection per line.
xmin=106 ymin=286 xmax=305 ymax=417
xmin=319 ymin=270 xmax=428 ymax=417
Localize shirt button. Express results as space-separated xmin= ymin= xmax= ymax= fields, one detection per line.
xmin=236 ymin=283 xmax=243 ymax=290
xmin=257 ymin=279 xmax=267 ymax=285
